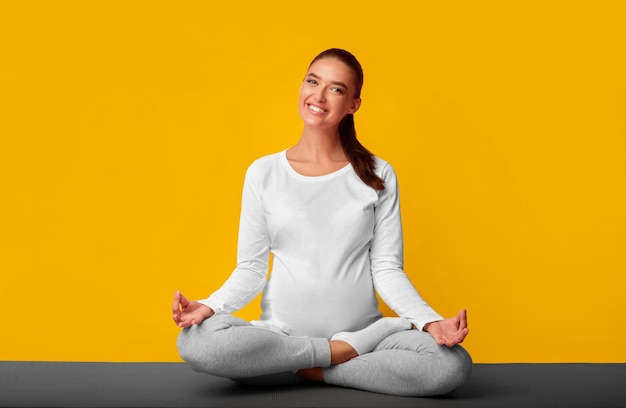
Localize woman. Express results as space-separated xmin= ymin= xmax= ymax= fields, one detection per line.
xmin=172 ymin=48 xmax=472 ymax=397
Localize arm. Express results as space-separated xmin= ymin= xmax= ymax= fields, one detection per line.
xmin=199 ymin=161 xmax=271 ymax=314
xmin=172 ymin=161 xmax=271 ymax=327
xmin=370 ymin=161 xmax=443 ymax=329
xmin=370 ymin=161 xmax=468 ymax=345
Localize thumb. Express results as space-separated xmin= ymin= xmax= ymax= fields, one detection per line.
xmin=178 ymin=292 xmax=190 ymax=308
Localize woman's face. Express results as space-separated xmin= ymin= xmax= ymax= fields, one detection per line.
xmin=298 ymin=57 xmax=361 ymax=130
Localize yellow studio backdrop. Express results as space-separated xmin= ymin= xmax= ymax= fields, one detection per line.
xmin=1 ymin=1 xmax=625 ymax=363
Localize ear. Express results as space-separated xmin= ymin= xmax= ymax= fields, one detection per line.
xmin=349 ymin=97 xmax=362 ymax=114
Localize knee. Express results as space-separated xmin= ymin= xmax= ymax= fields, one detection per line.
xmin=176 ymin=314 xmax=243 ymax=373
xmin=401 ymin=344 xmax=472 ymax=397
xmin=176 ymin=325 xmax=202 ymax=367
xmin=434 ymin=345 xmax=473 ymax=395
xmin=177 ymin=323 xmax=213 ymax=371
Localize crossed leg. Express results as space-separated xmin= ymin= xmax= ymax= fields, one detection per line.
xmin=177 ymin=315 xmax=471 ymax=396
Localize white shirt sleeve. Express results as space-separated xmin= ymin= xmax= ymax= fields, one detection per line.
xmin=199 ymin=161 xmax=270 ymax=314
xmin=370 ymin=161 xmax=444 ymax=330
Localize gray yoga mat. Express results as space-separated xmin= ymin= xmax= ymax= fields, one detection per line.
xmin=1 ymin=362 xmax=625 ymax=407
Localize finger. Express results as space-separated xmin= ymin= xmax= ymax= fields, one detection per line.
xmin=172 ymin=291 xmax=182 ymax=314
xmin=173 ymin=314 xmax=185 ymax=327
xmin=448 ymin=328 xmax=469 ymax=346
xmin=445 ymin=334 xmax=461 ymax=347
xmin=179 ymin=292 xmax=190 ymax=309
xmin=177 ymin=316 xmax=191 ymax=328
xmin=172 ymin=310 xmax=185 ymax=326
xmin=440 ymin=325 xmax=464 ymax=347
xmin=459 ymin=309 xmax=468 ymax=330
xmin=173 ymin=315 xmax=186 ymax=327
xmin=458 ymin=327 xmax=469 ymax=343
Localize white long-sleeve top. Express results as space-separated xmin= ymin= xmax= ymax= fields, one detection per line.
xmin=200 ymin=150 xmax=443 ymax=338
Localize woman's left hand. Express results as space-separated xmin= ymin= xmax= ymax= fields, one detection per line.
xmin=423 ymin=309 xmax=469 ymax=347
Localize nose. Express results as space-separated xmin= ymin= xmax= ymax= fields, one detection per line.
xmin=314 ymin=87 xmax=327 ymax=102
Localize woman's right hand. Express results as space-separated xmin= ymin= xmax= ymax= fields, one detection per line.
xmin=172 ymin=291 xmax=214 ymax=328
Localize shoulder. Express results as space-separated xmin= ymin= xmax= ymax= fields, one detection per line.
xmin=241 ymin=151 xmax=285 ymax=195
xmin=373 ymin=156 xmax=398 ymax=183
xmin=246 ymin=150 xmax=284 ymax=177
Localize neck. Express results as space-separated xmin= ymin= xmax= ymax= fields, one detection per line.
xmin=290 ymin=126 xmax=345 ymax=162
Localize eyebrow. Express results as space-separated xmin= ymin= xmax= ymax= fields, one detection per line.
xmin=307 ymin=72 xmax=349 ymax=90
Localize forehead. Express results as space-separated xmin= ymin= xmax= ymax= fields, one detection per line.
xmin=306 ymin=58 xmax=356 ymax=84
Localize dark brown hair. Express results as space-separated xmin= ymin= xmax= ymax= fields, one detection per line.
xmin=310 ymin=49 xmax=385 ymax=190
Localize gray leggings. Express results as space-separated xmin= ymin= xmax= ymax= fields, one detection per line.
xmin=177 ymin=314 xmax=472 ymax=397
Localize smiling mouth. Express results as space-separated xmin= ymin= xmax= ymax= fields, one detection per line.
xmin=308 ymin=104 xmax=327 ymax=113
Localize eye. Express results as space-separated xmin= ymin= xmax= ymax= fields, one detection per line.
xmin=306 ymin=78 xmax=318 ymax=85
xmin=330 ymin=87 xmax=345 ymax=94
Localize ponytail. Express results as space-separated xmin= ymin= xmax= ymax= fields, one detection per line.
xmin=311 ymin=48 xmax=384 ymax=190
xmin=339 ymin=114 xmax=385 ymax=191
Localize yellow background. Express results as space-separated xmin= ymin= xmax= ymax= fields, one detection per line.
xmin=1 ymin=1 xmax=625 ymax=363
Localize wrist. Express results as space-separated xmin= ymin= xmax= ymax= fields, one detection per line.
xmin=203 ymin=305 xmax=215 ymax=318
xmin=422 ymin=320 xmax=440 ymax=332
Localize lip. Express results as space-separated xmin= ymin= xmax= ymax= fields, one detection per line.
xmin=307 ymin=103 xmax=327 ymax=114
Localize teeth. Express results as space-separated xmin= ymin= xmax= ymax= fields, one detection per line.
xmin=309 ymin=104 xmax=325 ymax=113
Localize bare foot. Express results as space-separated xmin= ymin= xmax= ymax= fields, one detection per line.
xmin=296 ymin=367 xmax=324 ymax=382
xmin=330 ymin=340 xmax=358 ymax=364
